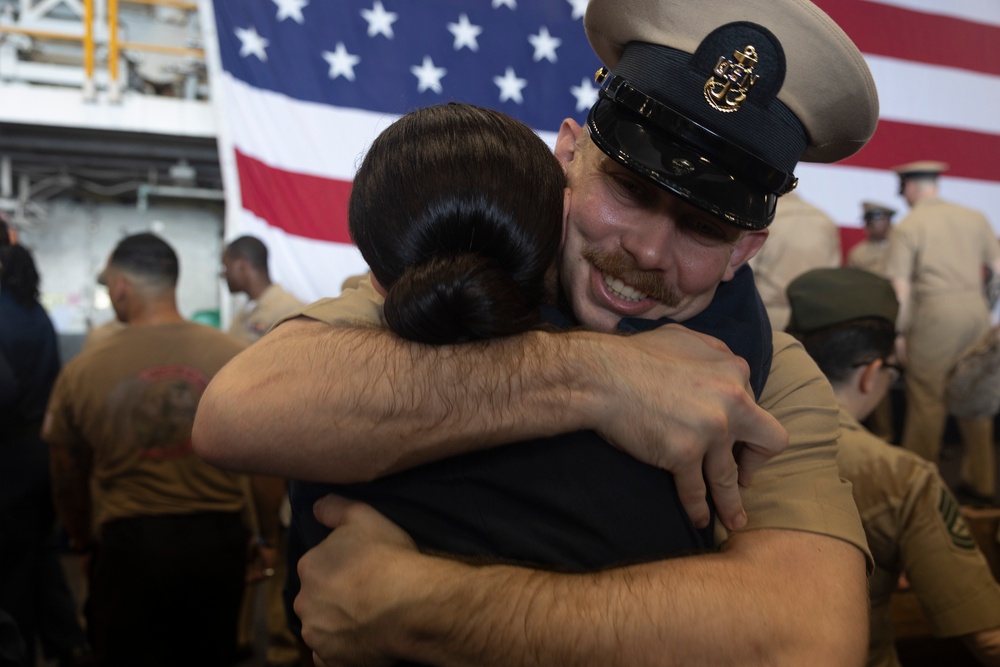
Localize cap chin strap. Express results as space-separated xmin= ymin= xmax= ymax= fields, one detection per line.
xmin=595 ymin=68 xmax=798 ymax=197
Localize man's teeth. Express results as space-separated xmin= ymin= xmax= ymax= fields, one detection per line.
xmin=603 ymin=274 xmax=648 ymax=302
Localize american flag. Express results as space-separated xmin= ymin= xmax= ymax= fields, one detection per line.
xmin=200 ymin=0 xmax=1000 ymax=303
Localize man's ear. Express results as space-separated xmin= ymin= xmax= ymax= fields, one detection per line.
xmin=858 ymin=360 xmax=882 ymax=396
xmin=108 ymin=274 xmax=129 ymax=307
xmin=722 ymin=230 xmax=768 ymax=281
xmin=554 ymin=118 xmax=583 ymax=168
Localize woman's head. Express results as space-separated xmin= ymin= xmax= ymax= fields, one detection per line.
xmin=348 ymin=103 xmax=566 ymax=344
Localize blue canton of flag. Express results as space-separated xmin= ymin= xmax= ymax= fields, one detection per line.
xmin=204 ymin=0 xmax=602 ymax=302
xmin=219 ymin=0 xmax=602 ymax=128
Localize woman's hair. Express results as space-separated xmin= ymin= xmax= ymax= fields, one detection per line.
xmin=0 ymin=243 xmax=41 ymax=307
xmin=348 ymin=103 xmax=566 ymax=344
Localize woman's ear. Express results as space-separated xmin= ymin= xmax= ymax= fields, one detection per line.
xmin=369 ymin=271 xmax=388 ymax=297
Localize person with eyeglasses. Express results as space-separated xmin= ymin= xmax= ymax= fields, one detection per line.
xmin=786 ymin=267 xmax=1000 ymax=667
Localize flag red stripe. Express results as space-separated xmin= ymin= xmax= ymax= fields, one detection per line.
xmin=834 ymin=118 xmax=1000 ymax=182
xmin=814 ymin=0 xmax=1000 ymax=77
xmin=236 ymin=149 xmax=352 ymax=244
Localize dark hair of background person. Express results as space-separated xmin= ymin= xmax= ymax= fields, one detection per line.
xmin=109 ymin=232 xmax=179 ymax=285
xmin=0 ymin=244 xmax=41 ymax=308
xmin=225 ymin=235 xmax=269 ymax=274
xmin=790 ymin=318 xmax=895 ymax=384
xmin=0 ymin=215 xmax=10 ymax=249
xmin=348 ymin=102 xmax=566 ymax=345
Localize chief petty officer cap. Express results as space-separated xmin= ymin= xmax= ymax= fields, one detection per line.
xmin=583 ymin=0 xmax=879 ymax=230
xmin=862 ymin=201 xmax=896 ymax=221
xmin=892 ymin=160 xmax=949 ymax=180
xmin=785 ymin=267 xmax=899 ymax=334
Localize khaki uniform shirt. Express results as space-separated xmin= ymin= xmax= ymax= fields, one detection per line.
xmin=44 ymin=322 xmax=249 ymax=529
xmin=885 ymin=197 xmax=999 ymax=300
xmin=836 ymin=409 xmax=1000 ymax=667
xmin=285 ymin=279 xmax=872 ymax=566
xmin=229 ymin=284 xmax=305 ymax=345
xmin=847 ymin=239 xmax=890 ymax=277
xmin=883 ymin=197 xmax=998 ymax=434
xmin=749 ymin=193 xmax=842 ymax=331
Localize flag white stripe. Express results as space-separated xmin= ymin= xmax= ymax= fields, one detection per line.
xmin=222 ymin=58 xmax=1000 ymax=183
xmin=220 ymin=72 xmax=397 ymax=180
xmin=865 ymin=0 xmax=1000 ymax=27
xmin=867 ymin=55 xmax=1000 ymax=134
xmin=794 ymin=162 xmax=1000 ymax=229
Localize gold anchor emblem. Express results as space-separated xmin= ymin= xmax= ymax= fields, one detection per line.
xmin=704 ymin=45 xmax=759 ymax=112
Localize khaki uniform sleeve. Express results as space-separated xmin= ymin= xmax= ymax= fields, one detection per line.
xmin=724 ymin=333 xmax=872 ymax=570
xmin=273 ymin=275 xmax=387 ymax=330
xmin=980 ymin=216 xmax=1000 ymax=265
xmin=884 ymin=217 xmax=917 ymax=282
xmin=895 ymin=461 xmax=1000 ymax=637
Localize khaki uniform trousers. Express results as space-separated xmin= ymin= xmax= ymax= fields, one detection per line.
xmin=901 ymin=292 xmax=996 ymax=496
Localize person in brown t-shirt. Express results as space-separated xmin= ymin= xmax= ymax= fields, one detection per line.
xmin=43 ymin=233 xmax=278 ymax=666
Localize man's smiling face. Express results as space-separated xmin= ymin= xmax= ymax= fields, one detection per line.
xmin=554 ymin=120 xmax=768 ymax=333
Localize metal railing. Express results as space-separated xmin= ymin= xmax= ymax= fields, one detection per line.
xmin=0 ymin=0 xmax=205 ymax=101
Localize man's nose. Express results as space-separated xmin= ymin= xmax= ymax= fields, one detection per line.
xmin=621 ymin=218 xmax=676 ymax=272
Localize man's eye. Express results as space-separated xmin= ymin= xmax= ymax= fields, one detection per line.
xmin=685 ymin=218 xmax=728 ymax=241
xmin=611 ymin=174 xmax=649 ymax=201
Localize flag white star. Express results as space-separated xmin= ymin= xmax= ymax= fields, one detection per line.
xmin=567 ymin=0 xmax=589 ymax=20
xmin=273 ymin=0 xmax=308 ymax=23
xmin=411 ymin=56 xmax=447 ymax=93
xmin=570 ymin=76 xmax=599 ymax=112
xmin=235 ymin=25 xmax=269 ymax=61
xmin=447 ymin=13 xmax=482 ymax=52
xmin=361 ymin=1 xmax=398 ymax=39
xmin=494 ymin=67 xmax=527 ymax=104
xmin=492 ymin=0 xmax=516 ymax=9
xmin=528 ymin=26 xmax=561 ymax=63
xmin=322 ymin=43 xmax=361 ymax=81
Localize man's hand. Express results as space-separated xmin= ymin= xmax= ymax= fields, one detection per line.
xmin=588 ymin=324 xmax=787 ymax=531
xmin=295 ymin=494 xmax=420 ymax=667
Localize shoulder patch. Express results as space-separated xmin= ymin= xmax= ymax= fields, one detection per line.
xmin=939 ymin=488 xmax=977 ymax=550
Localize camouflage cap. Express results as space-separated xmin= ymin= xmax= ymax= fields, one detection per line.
xmin=584 ymin=0 xmax=879 ymax=230
xmin=786 ymin=267 xmax=899 ymax=334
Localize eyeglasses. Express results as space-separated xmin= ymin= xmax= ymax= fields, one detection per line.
xmin=853 ymin=359 xmax=903 ymax=383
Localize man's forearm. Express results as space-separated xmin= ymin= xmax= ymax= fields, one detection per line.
xmin=194 ymin=318 xmax=594 ymax=481
xmin=195 ymin=317 xmax=785 ymax=530
xmin=47 ymin=441 xmax=93 ymax=549
xmin=301 ymin=528 xmax=868 ymax=667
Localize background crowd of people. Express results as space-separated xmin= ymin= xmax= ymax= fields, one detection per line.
xmin=3 ymin=0 xmax=1000 ymax=665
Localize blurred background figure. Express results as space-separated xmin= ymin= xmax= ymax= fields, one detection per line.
xmin=41 ymin=233 xmax=273 ymax=667
xmin=0 ymin=217 xmax=91 ymax=667
xmin=886 ymin=161 xmax=1000 ymax=507
xmin=848 ymin=201 xmax=896 ymax=277
xmin=220 ymin=234 xmax=303 ymax=667
xmin=787 ymin=267 xmax=1000 ymax=667
xmin=749 ymin=191 xmax=842 ymax=330
xmin=221 ymin=236 xmax=304 ymax=345
xmin=849 ymin=201 xmax=899 ymax=441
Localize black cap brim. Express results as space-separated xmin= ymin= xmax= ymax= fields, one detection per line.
xmin=587 ymin=98 xmax=776 ymax=230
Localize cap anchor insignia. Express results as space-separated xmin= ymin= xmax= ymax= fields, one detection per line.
xmin=704 ymin=45 xmax=759 ymax=112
